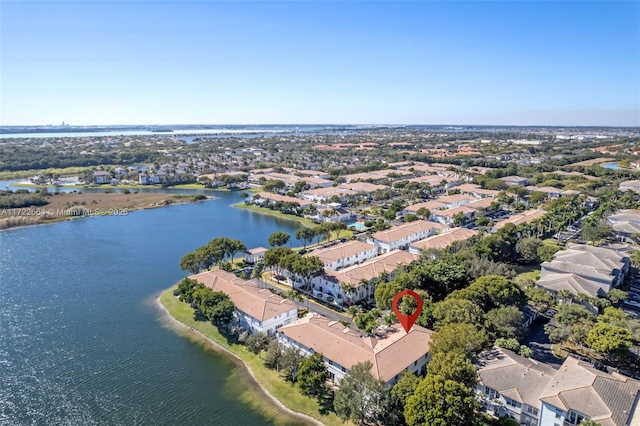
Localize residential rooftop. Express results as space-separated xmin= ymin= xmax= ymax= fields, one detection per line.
xmin=278 ymin=313 xmax=433 ymax=383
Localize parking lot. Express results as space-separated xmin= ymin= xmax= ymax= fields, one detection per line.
xmin=622 ymin=280 xmax=640 ymax=319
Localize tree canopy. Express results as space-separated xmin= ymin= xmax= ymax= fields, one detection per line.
xmin=404 ymin=374 xmax=477 ymax=426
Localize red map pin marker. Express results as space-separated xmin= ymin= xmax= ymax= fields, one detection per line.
xmin=392 ymin=290 xmax=423 ymax=333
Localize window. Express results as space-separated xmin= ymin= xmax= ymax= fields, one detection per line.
xmin=555 ymin=408 xmax=564 ymax=419
xmin=526 ymin=405 xmax=538 ymax=416
xmin=567 ymin=411 xmax=587 ymax=425
xmin=505 ymin=398 xmax=521 ymax=409
xmin=484 ymin=387 xmax=498 ymax=399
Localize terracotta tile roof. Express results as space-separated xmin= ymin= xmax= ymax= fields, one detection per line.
xmin=410 ymin=227 xmax=478 ymax=251
xmin=255 ymin=192 xmax=313 ymax=206
xmin=190 ymin=270 xmax=297 ymax=322
xmin=342 ymin=169 xmax=411 ymax=182
xmin=323 ymin=250 xmax=418 ymax=286
xmin=436 ymin=194 xmax=477 ymax=204
xmin=370 ymin=220 xmax=448 ymax=243
xmin=432 ymin=205 xmax=478 ymax=217
xmin=404 ymin=200 xmax=448 ymax=212
xmin=279 ymin=313 xmax=433 ymax=383
xmin=493 ymin=209 xmax=546 ymax=229
xmin=465 ymin=198 xmax=495 ymax=209
xmin=308 ymin=241 xmax=377 ymax=268
xmin=302 ymin=187 xmax=353 ymax=198
xmin=456 ymin=184 xmax=501 ymax=197
xmin=337 ymin=182 xmax=389 ymax=192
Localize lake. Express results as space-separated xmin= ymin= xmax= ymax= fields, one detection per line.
xmin=0 ymin=191 xmax=309 ymax=426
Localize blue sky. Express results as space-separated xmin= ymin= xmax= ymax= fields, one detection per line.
xmin=1 ymin=1 xmax=639 ymax=126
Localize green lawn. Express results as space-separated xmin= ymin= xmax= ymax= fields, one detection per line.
xmin=159 ymin=289 xmax=347 ymax=426
xmin=234 ymin=203 xmax=319 ymax=227
xmin=0 ymin=165 xmax=121 ymax=180
xmin=513 ymin=264 xmax=541 ymax=282
xmin=172 ymin=183 xmax=208 ymax=190
xmin=233 ymin=204 xmax=355 ymax=244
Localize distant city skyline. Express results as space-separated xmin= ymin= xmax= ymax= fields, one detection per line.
xmin=1 ymin=1 xmax=638 ymax=127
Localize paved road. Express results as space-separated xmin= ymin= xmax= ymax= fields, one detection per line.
xmin=523 ymin=315 xmax=562 ymax=369
xmin=254 ymin=277 xmax=352 ymax=323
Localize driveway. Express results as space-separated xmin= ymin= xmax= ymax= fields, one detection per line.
xmin=523 ymin=315 xmax=562 ymax=369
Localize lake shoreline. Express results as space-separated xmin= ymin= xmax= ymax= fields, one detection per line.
xmin=155 ymin=288 xmax=326 ymax=426
xmin=233 ymin=203 xmax=317 ymax=228
xmin=0 ymin=194 xmax=214 ymax=231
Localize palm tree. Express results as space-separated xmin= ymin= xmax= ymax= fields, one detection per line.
xmin=340 ymin=282 xmax=356 ymax=306
xmin=347 ymin=305 xmax=362 ymax=318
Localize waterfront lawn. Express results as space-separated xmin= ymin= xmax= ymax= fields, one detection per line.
xmin=0 ymin=165 xmax=120 ymax=180
xmin=172 ymin=183 xmax=207 ymax=190
xmin=234 ymin=203 xmax=318 ymax=227
xmin=233 ymin=203 xmax=354 ymax=242
xmin=513 ymin=264 xmax=541 ymax=283
xmin=160 ymin=289 xmax=347 ymax=426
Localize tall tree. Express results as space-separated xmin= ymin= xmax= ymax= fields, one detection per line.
xmin=390 ymin=371 xmax=421 ymax=425
xmin=586 ymin=322 xmax=633 ymax=356
xmin=268 ymin=231 xmax=291 ymax=247
xmin=245 ymin=332 xmax=270 ymax=356
xmin=485 ymin=306 xmax=526 ymax=340
xmin=264 ymin=339 xmax=284 ymax=371
xmin=281 ymin=346 xmax=304 ymax=383
xmin=291 ymin=256 xmax=324 ymax=293
xmin=263 ymin=247 xmax=294 ymax=277
xmin=430 ymin=323 xmax=488 ymax=355
xmin=431 ymin=299 xmax=484 ymax=329
xmin=515 ymin=237 xmax=542 ymax=263
xmin=334 ymin=361 xmax=392 ymax=425
xmin=179 ymin=252 xmax=200 ymax=274
xmin=295 ymin=227 xmax=316 ymax=249
xmin=404 ymin=374 xmax=478 ymax=426
xmin=426 ymin=350 xmax=477 ymax=388
xmin=209 ymin=298 xmax=235 ymax=325
xmin=296 ymin=353 xmax=328 ymax=396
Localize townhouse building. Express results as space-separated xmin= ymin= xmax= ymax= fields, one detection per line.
xmin=476 ymin=347 xmax=640 ymax=426
xmin=537 ymin=244 xmax=630 ymax=312
xmin=367 ymin=220 xmax=448 ymax=253
xmin=409 ymin=227 xmax=478 ymax=255
xmin=309 ymin=250 xmax=418 ymax=305
xmin=308 ymin=240 xmax=379 ymax=271
xmin=278 ymin=313 xmax=434 ymax=385
xmin=190 ymin=269 xmax=298 ymax=336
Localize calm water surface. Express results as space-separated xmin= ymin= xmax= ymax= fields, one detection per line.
xmin=0 ymin=192 xmax=308 ymax=426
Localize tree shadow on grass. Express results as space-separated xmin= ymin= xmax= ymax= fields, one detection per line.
xmin=193 ymin=310 xmax=209 ymax=322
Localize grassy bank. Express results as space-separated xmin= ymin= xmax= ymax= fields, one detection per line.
xmin=0 ymin=192 xmax=209 ymax=230
xmin=0 ymin=165 xmax=121 ymax=180
xmin=159 ymin=288 xmax=346 ymax=426
xmin=234 ymin=203 xmax=318 ymax=227
xmin=234 ymin=203 xmax=354 ymax=244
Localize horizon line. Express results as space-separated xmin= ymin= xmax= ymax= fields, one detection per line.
xmin=2 ymin=123 xmax=640 ymax=129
